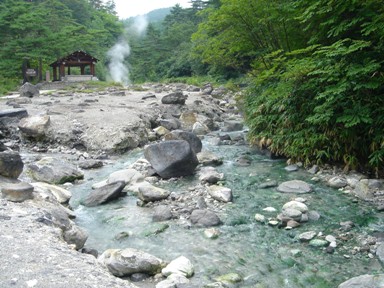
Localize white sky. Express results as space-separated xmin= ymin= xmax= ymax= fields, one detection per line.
xmin=114 ymin=0 xmax=192 ymax=19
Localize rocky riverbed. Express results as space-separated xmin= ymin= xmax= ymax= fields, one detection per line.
xmin=0 ymin=82 xmax=383 ymax=287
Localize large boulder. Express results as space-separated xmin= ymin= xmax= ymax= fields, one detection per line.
xmin=0 ymin=151 xmax=24 ymax=179
xmin=164 ymin=130 xmax=202 ymax=154
xmin=338 ymin=274 xmax=384 ymax=288
xmin=19 ymin=82 xmax=40 ymax=98
xmin=31 ymin=182 xmax=72 ymax=204
xmin=161 ymin=92 xmax=187 ymax=105
xmin=18 ymin=115 xmax=50 ymax=138
xmin=98 ymin=248 xmax=163 ymax=277
xmin=354 ymin=179 xmax=384 ymax=200
xmin=28 ymin=157 xmax=84 ymax=184
xmin=190 ymin=209 xmax=221 ymax=227
xmin=82 ymin=181 xmax=126 ymax=207
xmin=277 ymin=180 xmax=312 ymax=194
xmin=63 ymin=225 xmax=88 ymax=250
xmin=144 ymin=140 xmax=199 ymax=178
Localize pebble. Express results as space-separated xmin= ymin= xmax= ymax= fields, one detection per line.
xmin=255 ymin=214 xmax=266 ymax=223
xmin=298 ymin=231 xmax=317 ymax=241
xmin=262 ymin=207 xmax=277 ymax=212
xmin=268 ymin=220 xmax=279 ymax=226
xmin=325 ymin=235 xmax=337 ymax=243
xmin=309 ymin=239 xmax=328 ymax=247
xmin=204 ymin=228 xmax=221 ymax=239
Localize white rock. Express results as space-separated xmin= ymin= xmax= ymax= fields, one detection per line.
xmin=207 ymin=185 xmax=232 ymax=203
xmin=325 ymin=235 xmax=337 ymax=243
xmin=282 ymin=201 xmax=308 ymax=213
xmin=255 ymin=214 xmax=266 ymax=222
xmin=162 ymin=256 xmax=194 ymax=278
xmin=156 ymin=273 xmax=189 ymax=288
xmin=31 ymin=182 xmax=72 ymax=204
xmin=298 ymin=231 xmax=317 ymax=241
xmin=262 ymin=207 xmax=277 ymax=212
xmin=108 ymin=168 xmax=144 ymax=185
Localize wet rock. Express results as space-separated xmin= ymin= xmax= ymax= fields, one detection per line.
xmin=263 ymin=207 xmax=277 ymax=212
xmin=221 ymin=120 xmax=243 ymax=132
xmin=338 ymin=274 xmax=384 ymax=288
xmin=1 ymin=182 xmax=34 ymax=202
xmin=82 ymin=181 xmax=126 ymax=207
xmin=154 ymin=126 xmax=170 ymax=137
xmin=308 ymin=210 xmax=321 ymax=221
xmin=190 ymin=209 xmax=221 ymax=227
xmin=78 ymin=159 xmax=103 ymax=170
xmin=308 ymin=165 xmax=319 ymax=174
xmin=196 ymin=196 xmax=207 ymax=209
xmin=0 ymin=151 xmax=24 ymax=179
xmin=63 ymin=225 xmax=88 ymax=250
xmin=234 ymin=155 xmax=252 ymax=166
xmin=285 ymin=165 xmax=299 ymax=172
xmin=215 ymin=273 xmax=243 ymax=285
xmin=199 ymin=167 xmax=224 ymax=184
xmin=298 ymin=231 xmax=317 ymax=241
xmin=114 ymin=231 xmax=130 ymax=241
xmin=207 ymin=185 xmax=232 ymax=202
xmin=280 ymin=208 xmax=302 ymax=221
xmin=18 ymin=115 xmax=50 ymax=138
xmin=28 ymin=157 xmax=84 ymax=184
xmin=164 ymin=130 xmax=202 ymax=154
xmin=162 ymin=256 xmax=194 ymax=278
xmin=138 ymin=183 xmax=170 ymax=202
xmin=144 ymin=140 xmax=199 ymax=178
xmin=107 ymin=168 xmax=144 ymax=185
xmin=254 ymin=214 xmax=266 ymax=223
xmin=161 ymin=92 xmax=187 ymax=105
xmin=19 ymin=82 xmax=39 ymax=97
xmin=340 ymin=221 xmax=355 ymax=231
xmin=152 ymin=205 xmax=173 ymax=222
xmin=277 ymin=180 xmax=312 ymax=194
xmin=98 ymin=248 xmax=163 ymax=277
xmin=197 ymin=151 xmax=223 ymax=166
xmin=259 ymin=180 xmax=278 ymax=189
xmin=286 ymin=220 xmax=300 ymax=229
xmin=31 ymin=182 xmax=72 ymax=204
xmin=328 ymin=176 xmax=348 ymax=188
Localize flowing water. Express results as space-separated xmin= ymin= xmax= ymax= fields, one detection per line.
xmin=68 ymin=135 xmax=383 ymax=287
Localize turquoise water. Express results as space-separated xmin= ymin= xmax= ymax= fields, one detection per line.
xmin=69 ymin=137 xmax=383 ymax=287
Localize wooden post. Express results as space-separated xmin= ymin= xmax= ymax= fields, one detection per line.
xmin=39 ymin=57 xmax=43 ymax=82
xmin=90 ymin=63 xmax=95 ymax=76
xmin=53 ymin=66 xmax=57 ymax=81
xmin=68 ymin=66 xmax=71 ymax=75
xmin=80 ymin=66 xmax=85 ymax=75
xmin=60 ymin=64 xmax=65 ymax=80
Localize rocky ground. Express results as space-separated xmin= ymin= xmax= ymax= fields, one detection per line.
xmin=0 ymin=81 xmax=383 ymax=288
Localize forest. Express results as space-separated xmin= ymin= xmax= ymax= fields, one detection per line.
xmin=0 ymin=0 xmax=383 ymax=174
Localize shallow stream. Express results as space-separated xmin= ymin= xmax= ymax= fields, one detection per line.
xmin=69 ymin=135 xmax=383 ymax=287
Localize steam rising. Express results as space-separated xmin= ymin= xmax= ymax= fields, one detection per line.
xmin=107 ymin=16 xmax=148 ymax=85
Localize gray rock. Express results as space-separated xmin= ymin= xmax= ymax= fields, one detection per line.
xmin=19 ymin=82 xmax=39 ymax=97
xmin=138 ymin=183 xmax=170 ymax=202
xmin=259 ymin=180 xmax=278 ymax=189
xmin=0 ymin=108 xmax=28 ymax=119
xmin=153 ymin=205 xmax=173 ymax=222
xmin=298 ymin=231 xmax=317 ymax=241
xmin=308 ymin=210 xmax=321 ymax=221
xmin=234 ymin=155 xmax=252 ymax=166
xmin=31 ymin=182 xmax=72 ymax=204
xmin=354 ymin=179 xmax=384 ymax=200
xmin=207 ymin=185 xmax=232 ymax=202
xmin=78 ymin=159 xmax=103 ymax=169
xmin=197 ymin=151 xmax=223 ymax=166
xmin=0 ymin=151 xmax=24 ymax=179
xmin=190 ymin=209 xmax=221 ymax=227
xmin=98 ymin=248 xmax=163 ymax=277
xmin=221 ymin=121 xmax=243 ymax=132
xmin=285 ymin=165 xmax=299 ymax=172
xmin=161 ymin=92 xmax=187 ymax=105
xmin=162 ymin=256 xmax=194 ymax=278
xmin=18 ymin=115 xmax=50 ymax=138
xmin=338 ymin=274 xmax=384 ymax=288
xmin=309 ymin=239 xmax=328 ymax=247
xmin=164 ymin=130 xmax=202 ymax=154
xmin=144 ymin=140 xmax=199 ymax=178
xmin=281 ymin=208 xmax=302 ymax=221
xmin=107 ymin=168 xmax=144 ymax=185
xmin=1 ymin=182 xmax=34 ymax=202
xmin=199 ymin=167 xmax=224 ymax=184
xmin=156 ymin=274 xmax=189 ymax=288
xmin=82 ymin=181 xmax=126 ymax=207
xmin=159 ymin=119 xmax=181 ymax=131
xmin=63 ymin=225 xmax=88 ymax=250
xmin=328 ymin=176 xmax=348 ymax=188
xmin=376 ymin=243 xmax=384 ymax=264
xmin=192 ymin=122 xmax=209 ymax=135
xmin=277 ymin=180 xmax=312 ymax=194
xmin=28 ymin=157 xmax=84 ymax=184
xmin=204 ymin=228 xmax=221 ymax=239
xmin=308 ymin=165 xmax=319 ymax=174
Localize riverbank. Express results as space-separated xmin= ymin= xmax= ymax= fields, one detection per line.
xmin=0 ymin=82 xmax=383 ymax=287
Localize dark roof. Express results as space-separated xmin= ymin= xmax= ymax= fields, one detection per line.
xmin=49 ymin=50 xmax=98 ymax=67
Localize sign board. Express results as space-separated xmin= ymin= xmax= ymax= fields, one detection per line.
xmin=26 ymin=69 xmax=37 ymax=76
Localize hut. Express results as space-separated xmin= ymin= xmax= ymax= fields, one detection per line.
xmin=49 ymin=51 xmax=98 ymax=82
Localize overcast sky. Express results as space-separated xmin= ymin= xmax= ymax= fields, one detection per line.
xmin=114 ymin=0 xmax=192 ymax=19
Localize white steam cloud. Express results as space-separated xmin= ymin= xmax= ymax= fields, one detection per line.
xmin=107 ymin=16 xmax=148 ymax=85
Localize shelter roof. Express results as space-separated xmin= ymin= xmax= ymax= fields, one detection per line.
xmin=49 ymin=50 xmax=98 ymax=67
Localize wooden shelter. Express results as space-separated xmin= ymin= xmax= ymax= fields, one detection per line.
xmin=49 ymin=50 xmax=98 ymax=81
